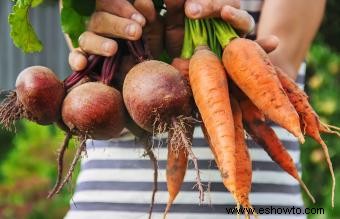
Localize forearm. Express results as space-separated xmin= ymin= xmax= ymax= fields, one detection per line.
xmin=257 ymin=0 xmax=326 ymax=79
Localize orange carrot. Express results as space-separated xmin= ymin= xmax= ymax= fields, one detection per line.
xmin=230 ymin=96 xmax=253 ymax=211
xmin=164 ymin=125 xmax=193 ymax=217
xmin=276 ymin=67 xmax=336 ymax=207
xmin=189 ymin=46 xmax=237 ymax=201
xmin=233 ymin=87 xmax=315 ymax=203
xmin=171 ymin=58 xmax=189 ymax=80
xmin=222 ymin=38 xmax=304 ymax=143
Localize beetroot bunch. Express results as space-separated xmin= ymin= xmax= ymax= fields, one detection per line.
xmin=0 ymin=39 xmax=198 ymax=216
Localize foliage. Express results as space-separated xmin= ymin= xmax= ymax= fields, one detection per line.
xmin=8 ymin=0 xmax=44 ymax=53
xmin=302 ymin=43 xmax=340 ymax=219
xmin=317 ymin=0 xmax=340 ymax=53
xmin=0 ymin=121 xmax=78 ymax=219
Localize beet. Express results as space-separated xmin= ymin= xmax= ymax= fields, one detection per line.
xmin=62 ymin=82 xmax=125 ymax=140
xmin=123 ymin=60 xmax=192 ymax=132
xmin=0 ymin=66 xmax=65 ymax=128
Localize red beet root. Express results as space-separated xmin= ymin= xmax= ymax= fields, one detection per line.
xmin=62 ymin=82 xmax=125 ymax=140
xmin=123 ymin=60 xmax=192 ymax=132
xmin=0 ymin=66 xmax=65 ymax=128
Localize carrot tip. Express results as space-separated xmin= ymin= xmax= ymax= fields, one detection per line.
xmin=297 ymin=177 xmax=315 ymax=204
xmin=298 ymin=134 xmax=305 ymax=144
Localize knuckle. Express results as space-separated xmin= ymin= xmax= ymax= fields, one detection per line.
xmin=89 ymin=12 xmax=105 ymax=29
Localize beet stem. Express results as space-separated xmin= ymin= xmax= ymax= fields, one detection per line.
xmin=64 ymin=55 xmax=103 ymax=90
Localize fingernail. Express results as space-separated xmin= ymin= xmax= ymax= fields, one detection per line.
xmin=126 ymin=23 xmax=137 ymax=37
xmin=131 ymin=13 xmax=145 ymax=26
xmin=102 ymin=41 xmax=115 ymax=54
xmin=187 ymin=3 xmax=202 ymax=17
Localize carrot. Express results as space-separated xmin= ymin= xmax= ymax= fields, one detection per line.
xmin=230 ymin=96 xmax=253 ymax=214
xmin=189 ymin=46 xmax=237 ymax=201
xmin=221 ymin=38 xmax=304 ymax=143
xmin=171 ymin=58 xmax=189 ymax=80
xmin=276 ymin=67 xmax=337 ymax=207
xmin=164 ymin=124 xmax=194 ymax=217
xmin=232 ymin=86 xmax=315 ymax=203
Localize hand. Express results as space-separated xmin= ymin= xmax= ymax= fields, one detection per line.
xmin=68 ymin=0 xmax=148 ymax=71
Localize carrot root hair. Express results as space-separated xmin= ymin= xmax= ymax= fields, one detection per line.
xmin=318 ymin=139 xmax=336 ymax=208
xmin=320 ymin=122 xmax=340 ymax=137
xmin=296 ymin=176 xmax=315 ymax=203
xmin=47 ymin=131 xmax=72 ymax=198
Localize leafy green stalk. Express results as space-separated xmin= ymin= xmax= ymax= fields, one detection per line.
xmin=188 ymin=19 xmax=208 ymax=48
xmin=212 ymin=19 xmax=239 ymax=48
xmin=205 ymin=19 xmax=222 ymax=58
xmin=8 ymin=0 xmax=44 ymax=53
xmin=180 ymin=18 xmax=194 ymax=59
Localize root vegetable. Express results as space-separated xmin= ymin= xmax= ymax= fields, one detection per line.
xmin=276 ymin=67 xmax=336 ymax=207
xmin=0 ymin=66 xmax=65 ymax=128
xmin=62 ymin=82 xmax=125 ymax=140
xmin=189 ymin=46 xmax=237 ymax=202
xmin=222 ymin=38 xmax=304 ymax=143
xmin=123 ymin=60 xmax=192 ymax=133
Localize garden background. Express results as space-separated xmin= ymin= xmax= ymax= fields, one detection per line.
xmin=0 ymin=0 xmax=340 ymax=218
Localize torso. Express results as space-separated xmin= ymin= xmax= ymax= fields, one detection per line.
xmin=65 ymin=1 xmax=307 ymax=218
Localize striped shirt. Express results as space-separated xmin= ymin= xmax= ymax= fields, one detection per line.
xmin=65 ymin=1 xmax=307 ymax=218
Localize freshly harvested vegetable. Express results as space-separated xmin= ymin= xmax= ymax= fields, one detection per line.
xmin=221 ymin=37 xmax=304 ymax=143
xmin=276 ymin=67 xmax=339 ymax=207
xmin=234 ymin=87 xmax=315 ymax=203
xmin=189 ymin=45 xmax=237 ymax=202
xmin=164 ymin=124 xmax=194 ymax=217
xmin=123 ymin=60 xmax=192 ymax=132
xmin=62 ymin=82 xmax=125 ymax=139
xmin=0 ymin=66 xmax=65 ymax=128
xmin=171 ymin=58 xmax=189 ymax=79
xmin=230 ymin=96 xmax=253 ymax=211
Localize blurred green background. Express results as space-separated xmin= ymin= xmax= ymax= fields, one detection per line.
xmin=1 ymin=1 xmax=340 ymax=219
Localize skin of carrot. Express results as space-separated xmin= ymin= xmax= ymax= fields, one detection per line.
xmin=223 ymin=38 xmax=304 ymax=143
xmin=230 ymin=96 xmax=252 ymax=208
xmin=240 ymin=97 xmax=299 ymax=179
xmin=276 ymin=67 xmax=324 ymax=137
xmin=171 ymin=58 xmax=190 ymax=80
xmin=189 ymin=46 xmax=237 ymax=197
xmin=276 ymin=67 xmax=335 ymax=207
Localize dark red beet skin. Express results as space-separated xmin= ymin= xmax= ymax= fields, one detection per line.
xmin=123 ymin=60 xmax=192 ymax=132
xmin=62 ymin=82 xmax=125 ymax=140
xmin=15 ymin=66 xmax=65 ymax=125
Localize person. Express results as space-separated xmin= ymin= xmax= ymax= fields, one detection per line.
xmin=63 ymin=0 xmax=326 ymax=218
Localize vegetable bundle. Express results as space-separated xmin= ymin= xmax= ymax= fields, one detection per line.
xmin=2 ymin=1 xmax=340 ymax=219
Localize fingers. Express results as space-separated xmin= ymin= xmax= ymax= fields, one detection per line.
xmin=134 ymin=0 xmax=157 ymax=23
xmin=255 ymin=35 xmax=280 ymax=53
xmin=185 ymin=0 xmax=240 ymax=18
xmin=88 ymin=12 xmax=142 ymax=40
xmin=97 ymin=0 xmax=146 ymax=26
xmin=68 ymin=49 xmax=88 ymax=71
xmin=78 ymin=31 xmax=118 ymax=56
xmin=221 ymin=5 xmax=255 ymax=34
xmin=164 ymin=0 xmax=186 ymax=57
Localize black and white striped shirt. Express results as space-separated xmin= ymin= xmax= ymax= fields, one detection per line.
xmin=65 ymin=1 xmax=307 ymax=218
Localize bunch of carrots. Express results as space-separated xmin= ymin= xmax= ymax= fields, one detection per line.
xmin=165 ymin=17 xmax=340 ymax=217
xmin=1 ymin=3 xmax=340 ymax=219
